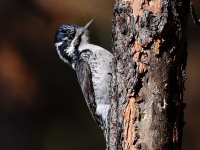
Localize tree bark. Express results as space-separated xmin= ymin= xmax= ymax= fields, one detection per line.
xmin=108 ymin=0 xmax=189 ymax=149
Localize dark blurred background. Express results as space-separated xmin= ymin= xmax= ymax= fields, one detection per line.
xmin=0 ymin=0 xmax=199 ymax=150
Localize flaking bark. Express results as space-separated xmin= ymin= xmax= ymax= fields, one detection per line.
xmin=108 ymin=0 xmax=189 ymax=149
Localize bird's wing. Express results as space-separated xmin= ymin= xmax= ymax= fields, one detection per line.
xmin=75 ymin=59 xmax=102 ymax=126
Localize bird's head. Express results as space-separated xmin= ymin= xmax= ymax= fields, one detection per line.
xmin=54 ymin=18 xmax=94 ymax=66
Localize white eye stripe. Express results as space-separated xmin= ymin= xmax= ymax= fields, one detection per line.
xmin=62 ymin=37 xmax=68 ymax=40
xmin=62 ymin=35 xmax=73 ymax=41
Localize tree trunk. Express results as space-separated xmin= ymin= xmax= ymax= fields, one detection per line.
xmin=108 ymin=0 xmax=189 ymax=149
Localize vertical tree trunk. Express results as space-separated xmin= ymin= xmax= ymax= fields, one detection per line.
xmin=108 ymin=0 xmax=189 ymax=149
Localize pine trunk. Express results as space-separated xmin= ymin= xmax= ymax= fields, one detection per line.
xmin=108 ymin=0 xmax=189 ymax=149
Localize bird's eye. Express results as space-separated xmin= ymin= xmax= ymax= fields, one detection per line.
xmin=68 ymin=34 xmax=73 ymax=40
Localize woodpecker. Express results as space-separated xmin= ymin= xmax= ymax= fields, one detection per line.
xmin=54 ymin=19 xmax=113 ymax=141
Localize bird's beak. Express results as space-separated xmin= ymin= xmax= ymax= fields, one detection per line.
xmin=74 ymin=18 xmax=95 ymax=43
xmin=82 ymin=18 xmax=95 ymax=32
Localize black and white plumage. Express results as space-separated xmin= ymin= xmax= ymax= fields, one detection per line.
xmin=54 ymin=19 xmax=113 ymax=140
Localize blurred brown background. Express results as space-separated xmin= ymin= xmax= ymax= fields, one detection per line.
xmin=0 ymin=0 xmax=199 ymax=150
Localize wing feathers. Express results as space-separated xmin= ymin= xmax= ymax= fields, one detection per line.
xmin=75 ymin=59 xmax=101 ymax=124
